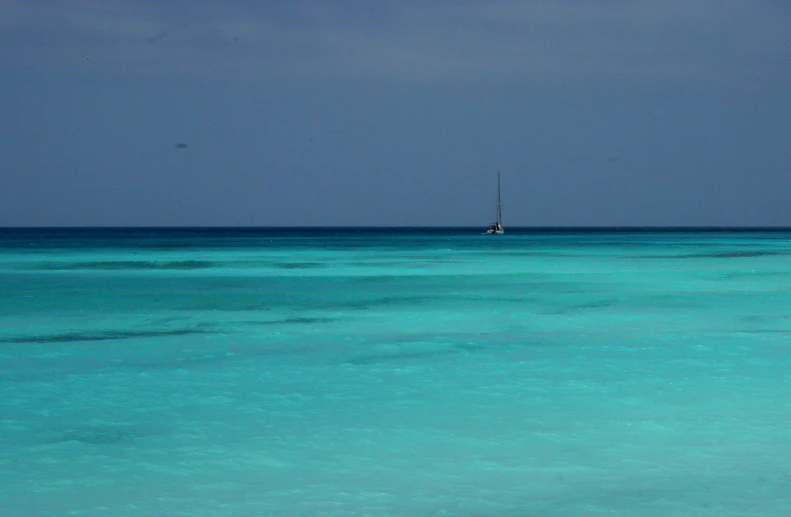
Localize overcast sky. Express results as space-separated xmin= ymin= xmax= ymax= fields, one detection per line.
xmin=1 ymin=0 xmax=790 ymax=226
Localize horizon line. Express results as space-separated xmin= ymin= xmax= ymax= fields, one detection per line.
xmin=3 ymin=226 xmax=791 ymax=231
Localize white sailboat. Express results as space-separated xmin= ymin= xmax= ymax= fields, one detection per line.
xmin=486 ymin=171 xmax=504 ymax=235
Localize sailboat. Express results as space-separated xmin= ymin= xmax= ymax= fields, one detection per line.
xmin=486 ymin=171 xmax=504 ymax=235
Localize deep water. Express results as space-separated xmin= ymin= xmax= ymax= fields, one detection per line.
xmin=2 ymin=228 xmax=791 ymax=516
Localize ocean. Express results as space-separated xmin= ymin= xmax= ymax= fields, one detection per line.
xmin=2 ymin=228 xmax=791 ymax=516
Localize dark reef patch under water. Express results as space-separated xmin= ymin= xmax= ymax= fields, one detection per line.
xmin=1 ymin=328 xmax=212 ymax=344
xmin=271 ymin=262 xmax=326 ymax=270
xmin=254 ymin=317 xmax=336 ymax=325
xmin=35 ymin=424 xmax=161 ymax=446
xmin=640 ymin=251 xmax=785 ymax=259
xmin=32 ymin=260 xmax=216 ymax=271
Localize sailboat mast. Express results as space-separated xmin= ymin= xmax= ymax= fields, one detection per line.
xmin=496 ymin=171 xmax=502 ymax=224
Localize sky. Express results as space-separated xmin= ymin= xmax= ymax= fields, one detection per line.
xmin=1 ymin=0 xmax=790 ymax=227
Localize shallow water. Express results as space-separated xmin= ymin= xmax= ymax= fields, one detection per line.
xmin=2 ymin=228 xmax=791 ymax=516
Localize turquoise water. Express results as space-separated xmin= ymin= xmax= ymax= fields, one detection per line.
xmin=2 ymin=228 xmax=791 ymax=516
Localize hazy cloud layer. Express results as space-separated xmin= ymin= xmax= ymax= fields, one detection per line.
xmin=3 ymin=0 xmax=789 ymax=84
